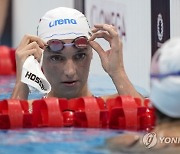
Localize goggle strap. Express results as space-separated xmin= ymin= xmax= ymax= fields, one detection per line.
xmin=151 ymin=71 xmax=180 ymax=79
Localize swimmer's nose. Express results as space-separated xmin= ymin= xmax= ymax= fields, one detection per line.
xmin=64 ymin=59 xmax=76 ymax=78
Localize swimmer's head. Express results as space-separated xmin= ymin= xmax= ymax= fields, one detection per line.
xmin=150 ymin=37 xmax=180 ymax=118
xmin=37 ymin=7 xmax=92 ymax=43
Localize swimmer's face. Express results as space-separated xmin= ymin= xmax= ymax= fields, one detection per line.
xmin=42 ymin=38 xmax=92 ymax=99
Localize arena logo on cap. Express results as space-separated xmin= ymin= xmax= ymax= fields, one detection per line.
xmin=49 ymin=19 xmax=77 ymax=28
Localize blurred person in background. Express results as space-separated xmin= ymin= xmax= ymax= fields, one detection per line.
xmin=106 ymin=38 xmax=180 ymax=154
xmin=0 ymin=0 xmax=10 ymax=44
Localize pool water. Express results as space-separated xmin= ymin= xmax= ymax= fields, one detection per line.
xmin=0 ymin=75 xmax=122 ymax=154
xmin=0 ymin=128 xmax=123 ymax=154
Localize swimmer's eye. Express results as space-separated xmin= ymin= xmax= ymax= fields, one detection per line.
xmin=50 ymin=55 xmax=65 ymax=62
xmin=74 ymin=53 xmax=86 ymax=61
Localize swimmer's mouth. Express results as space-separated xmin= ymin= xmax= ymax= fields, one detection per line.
xmin=62 ymin=80 xmax=78 ymax=86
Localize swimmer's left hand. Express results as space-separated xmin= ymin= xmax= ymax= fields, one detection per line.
xmin=89 ymin=24 xmax=125 ymax=77
xmin=89 ymin=24 xmax=144 ymax=100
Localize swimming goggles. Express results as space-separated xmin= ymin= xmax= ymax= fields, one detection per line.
xmin=46 ymin=36 xmax=88 ymax=52
xmin=151 ymin=71 xmax=180 ymax=79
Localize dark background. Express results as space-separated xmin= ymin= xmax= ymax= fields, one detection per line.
xmin=151 ymin=0 xmax=170 ymax=57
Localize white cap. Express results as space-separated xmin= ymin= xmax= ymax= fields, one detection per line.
xmin=37 ymin=7 xmax=91 ymax=42
xmin=150 ymin=38 xmax=180 ymax=118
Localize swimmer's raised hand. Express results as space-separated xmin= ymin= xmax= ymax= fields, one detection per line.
xmin=89 ymin=24 xmax=144 ymax=100
xmin=11 ymin=35 xmax=46 ymax=99
xmin=88 ymin=24 xmax=124 ymax=77
xmin=15 ymin=34 xmax=46 ymax=80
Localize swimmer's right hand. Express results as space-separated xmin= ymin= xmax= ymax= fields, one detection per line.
xmin=15 ymin=34 xmax=46 ymax=81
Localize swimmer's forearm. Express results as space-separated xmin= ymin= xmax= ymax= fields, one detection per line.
xmin=11 ymin=81 xmax=29 ymax=100
xmin=110 ymin=71 xmax=144 ymax=101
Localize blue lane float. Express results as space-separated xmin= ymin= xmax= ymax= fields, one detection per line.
xmin=0 ymin=96 xmax=156 ymax=131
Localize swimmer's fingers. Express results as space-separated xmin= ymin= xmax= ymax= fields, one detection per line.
xmin=89 ymin=40 xmax=106 ymax=58
xmin=92 ymin=24 xmax=118 ymax=38
xmin=90 ymin=24 xmax=124 ymax=76
xmin=89 ymin=31 xmax=111 ymax=42
xmin=16 ymin=41 xmax=42 ymax=63
xmin=91 ymin=24 xmax=122 ymax=53
xmin=18 ymin=34 xmax=46 ymax=50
